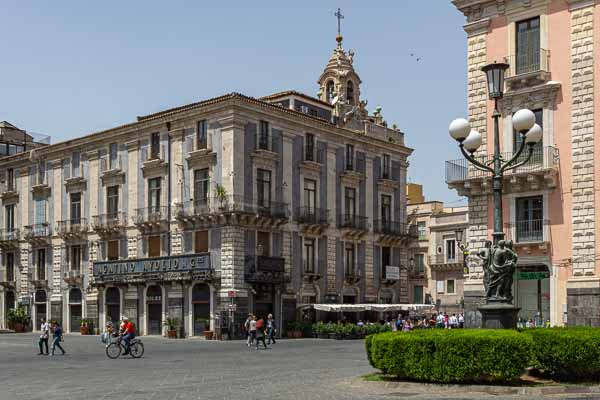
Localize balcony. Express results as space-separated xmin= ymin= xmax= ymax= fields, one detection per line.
xmin=505 ymin=219 xmax=550 ymax=246
xmin=373 ymin=220 xmax=417 ymax=244
xmin=0 ymin=229 xmax=20 ymax=248
xmin=0 ymin=182 xmax=18 ymax=202
xmin=32 ymin=270 xmax=48 ymax=288
xmin=245 ymin=255 xmax=286 ymax=284
xmin=302 ymin=259 xmax=324 ymax=283
xmin=344 ymin=265 xmax=363 ymax=285
xmin=0 ymin=268 xmax=16 ymax=289
xmin=24 ymin=223 xmax=52 ymax=245
xmin=56 ymin=218 xmax=88 ymax=240
xmin=446 ymin=147 xmax=559 ymax=196
xmin=134 ymin=206 xmax=169 ymax=231
xmin=295 ymin=207 xmax=329 ymax=234
xmin=299 ymin=149 xmax=325 ymax=176
xmin=63 ymin=269 xmax=84 ymax=286
xmin=141 ymin=145 xmax=168 ymax=177
xmin=176 ymin=200 xmax=215 ymax=229
xmin=380 ymin=265 xmax=401 ymax=286
xmin=337 ymin=214 xmax=369 ymax=239
xmin=428 ymin=253 xmax=465 ymax=272
xmin=92 ymin=212 xmax=128 ymax=236
xmin=408 ymin=268 xmax=427 ymax=280
xmin=504 ymin=48 xmax=550 ymax=91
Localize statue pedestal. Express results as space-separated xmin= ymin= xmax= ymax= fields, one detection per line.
xmin=478 ymin=303 xmax=520 ymax=329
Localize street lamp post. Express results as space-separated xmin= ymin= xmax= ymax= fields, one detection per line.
xmin=449 ymin=62 xmax=543 ymax=329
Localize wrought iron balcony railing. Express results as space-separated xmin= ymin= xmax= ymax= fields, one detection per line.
xmin=505 ymin=48 xmax=550 ymax=78
xmin=428 ymin=253 xmax=465 ymax=266
xmin=344 ymin=264 xmax=363 ymax=284
xmin=505 ymin=219 xmax=550 ymax=243
xmin=295 ymin=207 xmax=329 ymax=225
xmin=373 ymin=220 xmax=417 ymax=237
xmin=24 ymin=223 xmax=51 ymax=239
xmin=0 ymin=229 xmax=20 ymax=242
xmin=92 ymin=212 xmax=128 ymax=231
xmin=56 ymin=218 xmax=87 ymax=236
xmin=445 ymin=146 xmax=559 ymax=183
xmin=134 ymin=206 xmax=169 ymax=225
xmin=337 ymin=214 xmax=369 ymax=231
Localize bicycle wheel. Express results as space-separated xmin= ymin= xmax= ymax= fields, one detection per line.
xmin=129 ymin=341 xmax=144 ymax=358
xmin=105 ymin=342 xmax=121 ymax=359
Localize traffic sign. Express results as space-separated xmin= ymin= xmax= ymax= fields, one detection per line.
xmin=228 ymin=291 xmax=237 ymax=298
xmin=228 ymin=304 xmax=237 ymax=311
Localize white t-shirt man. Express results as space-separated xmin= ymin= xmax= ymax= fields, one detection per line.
xmin=449 ymin=315 xmax=458 ymax=328
xmin=40 ymin=321 xmax=49 ymax=339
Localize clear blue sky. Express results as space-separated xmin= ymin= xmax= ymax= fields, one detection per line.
xmin=1 ymin=1 xmax=468 ymax=204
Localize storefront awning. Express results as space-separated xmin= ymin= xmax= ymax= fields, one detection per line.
xmin=310 ymin=304 xmax=435 ymax=312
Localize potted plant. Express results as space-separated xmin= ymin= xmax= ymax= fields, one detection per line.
xmin=215 ymin=184 xmax=228 ymax=210
xmin=163 ymin=318 xmax=179 ymax=338
xmin=80 ymin=318 xmax=90 ymax=335
xmin=198 ymin=318 xmax=213 ymax=340
xmin=7 ymin=306 xmax=28 ymax=333
xmin=334 ymin=323 xmax=345 ymax=340
xmin=327 ymin=323 xmax=337 ymax=339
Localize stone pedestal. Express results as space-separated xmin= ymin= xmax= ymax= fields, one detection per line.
xmin=478 ymin=303 xmax=520 ymax=329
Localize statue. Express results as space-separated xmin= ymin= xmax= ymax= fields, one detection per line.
xmin=483 ymin=240 xmax=517 ymax=302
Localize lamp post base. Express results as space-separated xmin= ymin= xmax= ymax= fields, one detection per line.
xmin=478 ymin=303 xmax=520 ymax=329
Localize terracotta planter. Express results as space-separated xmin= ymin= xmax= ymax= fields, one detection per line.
xmin=294 ymin=331 xmax=302 ymax=338
xmin=13 ymin=323 xmax=24 ymax=333
xmin=203 ymin=330 xmax=214 ymax=340
xmin=80 ymin=326 xmax=90 ymax=335
xmin=167 ymin=329 xmax=178 ymax=338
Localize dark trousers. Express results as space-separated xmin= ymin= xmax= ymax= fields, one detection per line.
xmin=38 ymin=337 xmax=49 ymax=354
xmin=51 ymin=337 xmax=65 ymax=355
xmin=255 ymin=333 xmax=267 ymax=349
xmin=122 ymin=333 xmax=134 ymax=353
xmin=267 ymin=328 xmax=276 ymax=344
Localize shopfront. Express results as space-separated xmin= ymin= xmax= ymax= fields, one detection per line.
xmin=68 ymin=288 xmax=83 ymax=333
xmin=192 ymin=283 xmax=210 ymax=335
xmin=105 ymin=287 xmax=121 ymax=324
xmin=514 ymin=264 xmax=550 ymax=324
xmin=245 ymin=255 xmax=285 ymax=320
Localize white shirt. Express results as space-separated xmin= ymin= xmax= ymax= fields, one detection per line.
xmin=450 ymin=316 xmax=458 ymax=326
xmin=249 ymin=320 xmax=257 ymax=332
xmin=458 ymin=315 xmax=464 ymax=323
xmin=40 ymin=322 xmax=49 ymax=339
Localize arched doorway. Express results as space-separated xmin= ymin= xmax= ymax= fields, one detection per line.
xmin=4 ymin=291 xmax=15 ymax=326
xmin=105 ymin=287 xmax=121 ymax=325
xmin=69 ymin=288 xmax=82 ymax=333
xmin=34 ymin=290 xmax=47 ymax=330
xmin=146 ymin=285 xmax=162 ymax=335
xmin=192 ymin=284 xmax=210 ymax=336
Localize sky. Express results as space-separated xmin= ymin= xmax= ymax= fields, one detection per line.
xmin=1 ymin=1 xmax=468 ymax=204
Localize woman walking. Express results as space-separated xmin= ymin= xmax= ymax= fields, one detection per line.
xmin=50 ymin=321 xmax=66 ymax=356
xmin=254 ymin=317 xmax=268 ymax=350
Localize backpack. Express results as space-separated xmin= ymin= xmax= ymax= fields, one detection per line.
xmin=256 ymin=319 xmax=264 ymax=330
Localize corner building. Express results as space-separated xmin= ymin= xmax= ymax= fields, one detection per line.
xmin=0 ymin=34 xmax=414 ymax=336
xmin=450 ymin=0 xmax=600 ymax=326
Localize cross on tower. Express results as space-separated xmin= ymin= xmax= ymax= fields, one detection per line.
xmin=334 ymin=8 xmax=344 ymax=37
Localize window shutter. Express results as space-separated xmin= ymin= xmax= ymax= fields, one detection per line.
xmin=161 ymin=234 xmax=169 ymax=255
xmin=100 ymin=241 xmax=107 ymax=261
xmin=120 ymin=239 xmax=128 ymax=260
xmin=64 ymin=159 xmax=71 ymax=180
xmin=183 ymin=231 xmax=193 ymax=254
xmin=141 ymin=238 xmax=148 ymax=257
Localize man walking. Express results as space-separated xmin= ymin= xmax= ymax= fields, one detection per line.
xmin=255 ymin=317 xmax=268 ymax=350
xmin=38 ymin=318 xmax=49 ymax=355
xmin=50 ymin=321 xmax=65 ymax=356
xmin=266 ymin=313 xmax=277 ymax=345
xmin=244 ymin=314 xmax=253 ymax=347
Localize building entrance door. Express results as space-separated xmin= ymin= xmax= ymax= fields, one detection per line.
xmin=192 ymin=284 xmax=210 ymax=336
xmin=254 ymin=287 xmax=274 ymax=320
xmin=105 ymin=287 xmax=121 ymax=325
xmin=69 ymin=288 xmax=82 ymax=333
xmin=514 ymin=265 xmax=550 ymax=325
xmin=34 ymin=290 xmax=47 ymax=330
xmin=4 ymin=291 xmax=15 ymax=327
xmin=146 ymin=285 xmax=162 ymax=335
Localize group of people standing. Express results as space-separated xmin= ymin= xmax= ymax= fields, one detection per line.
xmin=384 ymin=313 xmax=465 ymax=331
xmin=244 ymin=313 xmax=277 ymax=350
xmin=37 ymin=318 xmax=66 ymax=356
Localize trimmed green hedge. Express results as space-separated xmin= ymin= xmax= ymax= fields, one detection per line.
xmin=524 ymin=327 xmax=600 ymax=381
xmin=366 ymin=330 xmax=532 ymax=383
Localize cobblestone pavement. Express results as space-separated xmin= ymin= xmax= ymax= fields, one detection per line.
xmin=1 ymin=334 xmax=599 ymax=400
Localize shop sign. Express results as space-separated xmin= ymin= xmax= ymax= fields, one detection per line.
xmin=517 ymin=271 xmax=549 ymax=280
xmin=385 ymin=266 xmax=400 ymax=280
xmin=93 ymin=253 xmax=211 ymax=281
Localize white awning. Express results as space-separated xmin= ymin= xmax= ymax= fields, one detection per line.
xmin=311 ymin=304 xmax=435 ymax=312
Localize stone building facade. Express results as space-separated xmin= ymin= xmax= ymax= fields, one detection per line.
xmin=449 ymin=0 xmax=599 ymax=326
xmin=0 ymin=34 xmax=414 ymax=336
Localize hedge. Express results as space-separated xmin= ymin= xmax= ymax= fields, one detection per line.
xmin=524 ymin=327 xmax=600 ymax=381
xmin=366 ymin=330 xmax=532 ymax=383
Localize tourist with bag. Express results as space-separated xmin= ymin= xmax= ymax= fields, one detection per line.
xmin=50 ymin=321 xmax=66 ymax=356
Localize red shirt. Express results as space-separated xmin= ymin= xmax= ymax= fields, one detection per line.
xmin=123 ymin=321 xmax=135 ymax=334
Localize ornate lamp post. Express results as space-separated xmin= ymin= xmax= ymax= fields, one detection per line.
xmin=448 ymin=62 xmax=543 ymax=329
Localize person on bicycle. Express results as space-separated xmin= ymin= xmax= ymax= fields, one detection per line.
xmin=120 ymin=316 xmax=136 ymax=355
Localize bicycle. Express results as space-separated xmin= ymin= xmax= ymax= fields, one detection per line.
xmin=105 ymin=334 xmax=144 ymax=359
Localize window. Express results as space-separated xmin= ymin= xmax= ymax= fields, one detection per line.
xmin=344 ymin=187 xmax=356 ymax=221
xmin=415 ymin=254 xmax=425 ymax=273
xmin=197 ymin=120 xmax=208 ymax=150
xmin=413 ymin=285 xmax=424 ymax=304
xmin=35 ymin=199 xmax=46 ymax=225
xmin=150 ymin=132 xmax=160 ymax=159
xmin=148 ymin=177 xmax=161 ymax=212
xmin=381 ymin=195 xmax=392 ymax=224
xmin=381 ymin=246 xmax=391 ymax=279
xmin=304 ymin=179 xmax=316 ymax=211
xmin=445 ymin=239 xmax=456 ymax=262
xmin=195 ymin=230 xmax=209 ymax=253
xmin=344 ymin=243 xmax=355 ymax=275
xmin=347 ymin=80 xmax=355 ymax=105
xmin=516 ymin=16 xmax=540 ymax=75
xmin=109 ymin=143 xmax=118 ymax=170
xmin=36 ymin=248 xmax=46 ymax=280
xmin=447 ymin=279 xmax=456 ymax=295
xmin=72 ymin=152 xmax=81 ymax=177
xmin=70 ymin=245 xmax=81 ymax=272
xmin=257 ymin=231 xmax=270 ymax=256
xmin=37 ymin=162 xmax=45 ymax=185
xmin=148 ymin=236 xmax=161 ymax=257
xmin=417 ymin=221 xmax=426 ymax=240
xmin=256 ymin=169 xmax=271 ymax=209
xmin=5 ymin=205 xmax=14 ymax=232
xmin=516 ymin=195 xmax=544 ymax=242
xmin=305 ymin=133 xmax=315 ymax=161
xmin=7 ymin=168 xmax=14 ymax=191
xmin=70 ymin=192 xmax=81 ymax=224
xmin=258 ymin=121 xmax=269 ymax=150
xmin=436 ymin=280 xmax=445 ymax=294
xmin=107 ymin=240 xmax=119 ymax=261
xmin=346 ymin=144 xmax=354 ymax=171
xmin=0 ymin=144 xmax=6 ymax=155
xmin=382 ymin=154 xmax=391 ymax=179
xmin=303 ymin=238 xmax=315 ymax=273
xmin=193 ymin=169 xmax=209 ymax=207
xmin=5 ymin=252 xmax=14 ymax=281
xmin=107 ymin=186 xmax=119 ymax=218
xmin=326 ymin=80 xmax=335 ymax=103
xmin=514 ymin=109 xmax=543 ymax=153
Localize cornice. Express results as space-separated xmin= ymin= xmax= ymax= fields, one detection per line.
xmin=566 ymin=0 xmax=596 ymax=11
xmin=463 ymin=17 xmax=492 ymax=37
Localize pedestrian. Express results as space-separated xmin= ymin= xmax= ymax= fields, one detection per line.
xmin=38 ymin=318 xmax=49 ymax=355
xmin=248 ymin=315 xmax=257 ymax=348
xmin=266 ymin=313 xmax=277 ymax=345
xmin=255 ymin=317 xmax=268 ymax=350
xmin=436 ymin=313 xmax=444 ymax=329
xmin=458 ymin=313 xmax=465 ymax=329
xmin=391 ymin=319 xmax=398 ymax=332
xmin=449 ymin=313 xmax=458 ymax=329
xmin=50 ymin=321 xmax=65 ymax=356
xmin=244 ymin=314 xmax=254 ymax=347
xmin=444 ymin=313 xmax=449 ymax=329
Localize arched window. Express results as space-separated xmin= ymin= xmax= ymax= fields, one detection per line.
xmin=105 ymin=287 xmax=120 ymax=305
xmin=326 ymin=80 xmax=335 ymax=103
xmin=35 ymin=290 xmax=47 ymax=303
xmin=192 ymin=283 xmax=211 ymax=303
xmin=69 ymin=288 xmax=82 ymax=304
xmin=347 ymin=80 xmax=355 ymax=105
